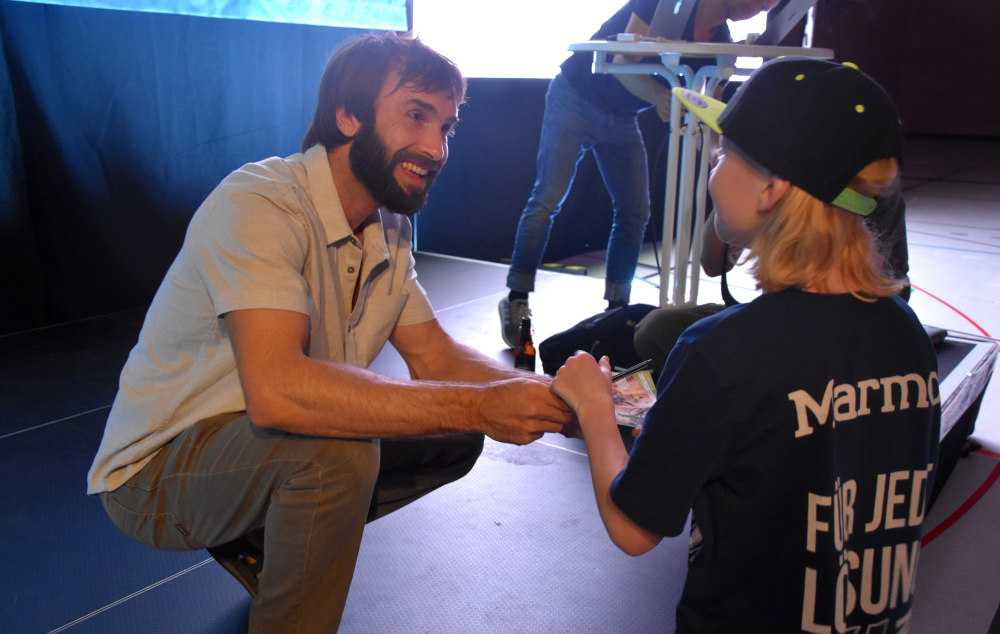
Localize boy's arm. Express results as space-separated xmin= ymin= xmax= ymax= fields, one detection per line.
xmin=552 ymin=353 xmax=663 ymax=555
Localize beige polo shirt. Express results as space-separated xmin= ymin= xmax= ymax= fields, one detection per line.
xmin=88 ymin=144 xmax=435 ymax=494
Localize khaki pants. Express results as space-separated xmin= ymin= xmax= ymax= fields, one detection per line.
xmin=101 ymin=412 xmax=483 ymax=632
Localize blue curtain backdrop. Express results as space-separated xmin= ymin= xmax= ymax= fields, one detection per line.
xmin=0 ymin=0 xmax=656 ymax=334
xmin=0 ymin=19 xmax=45 ymax=331
xmin=0 ymin=0 xmax=371 ymax=330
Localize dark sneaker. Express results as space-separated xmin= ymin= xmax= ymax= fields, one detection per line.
xmin=498 ymin=297 xmax=531 ymax=348
xmin=208 ymin=528 xmax=264 ymax=597
xmin=688 ymin=520 xmax=703 ymax=563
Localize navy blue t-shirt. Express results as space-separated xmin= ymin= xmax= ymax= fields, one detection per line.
xmin=560 ymin=0 xmax=732 ymax=116
xmin=611 ymin=290 xmax=941 ymax=633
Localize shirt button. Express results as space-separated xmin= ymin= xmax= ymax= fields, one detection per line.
xmin=347 ymin=266 xmax=355 ymax=273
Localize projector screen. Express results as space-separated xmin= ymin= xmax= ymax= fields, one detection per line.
xmin=414 ymin=0 xmax=620 ymax=79
xmin=12 ymin=0 xmax=769 ymax=79
xmin=414 ymin=1 xmax=769 ymax=79
xmin=7 ymin=0 xmax=409 ymax=29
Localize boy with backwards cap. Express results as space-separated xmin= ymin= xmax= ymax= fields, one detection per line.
xmin=551 ymin=58 xmax=940 ymax=633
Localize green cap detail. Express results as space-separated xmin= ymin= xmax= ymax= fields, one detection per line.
xmin=831 ymin=187 xmax=877 ymax=216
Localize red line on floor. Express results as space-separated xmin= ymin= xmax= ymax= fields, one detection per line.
xmin=922 ymin=451 xmax=1000 ymax=546
xmin=911 ymin=284 xmax=991 ymax=337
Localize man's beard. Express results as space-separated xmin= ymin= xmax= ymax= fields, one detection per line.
xmin=348 ymin=124 xmax=440 ymax=216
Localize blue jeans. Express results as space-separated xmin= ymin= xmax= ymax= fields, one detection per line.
xmin=507 ymin=73 xmax=651 ymax=303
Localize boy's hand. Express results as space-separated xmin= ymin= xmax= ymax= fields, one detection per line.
xmin=550 ymin=351 xmax=614 ymax=415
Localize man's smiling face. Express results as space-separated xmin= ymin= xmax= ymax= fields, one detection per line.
xmin=348 ymin=72 xmax=460 ymax=216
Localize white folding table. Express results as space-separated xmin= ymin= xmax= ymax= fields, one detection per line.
xmin=568 ymin=40 xmax=834 ymax=306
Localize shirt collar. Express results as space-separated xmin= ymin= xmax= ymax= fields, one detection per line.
xmin=303 ymin=144 xmax=390 ymax=260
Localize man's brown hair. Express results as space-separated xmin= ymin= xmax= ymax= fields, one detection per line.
xmin=301 ymin=32 xmax=466 ymax=153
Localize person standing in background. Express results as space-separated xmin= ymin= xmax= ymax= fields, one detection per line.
xmin=498 ymin=0 xmax=781 ymax=347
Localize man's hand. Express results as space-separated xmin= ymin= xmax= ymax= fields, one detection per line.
xmin=473 ymin=378 xmax=573 ymax=445
xmin=560 ymin=415 xmax=584 ymax=440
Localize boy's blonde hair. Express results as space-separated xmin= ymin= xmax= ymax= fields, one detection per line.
xmin=749 ymin=158 xmax=904 ymax=298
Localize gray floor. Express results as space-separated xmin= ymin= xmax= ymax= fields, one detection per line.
xmin=1 ymin=134 xmax=998 ymax=633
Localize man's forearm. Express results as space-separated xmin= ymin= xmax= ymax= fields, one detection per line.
xmin=229 ymin=310 xmax=567 ymax=444
xmin=613 ymin=73 xmax=671 ymax=120
xmin=244 ymin=353 xmax=560 ymax=444
xmin=243 ymin=355 xmax=476 ymax=436
xmin=391 ymin=318 xmax=545 ymax=385
xmin=412 ymin=337 xmax=545 ymax=384
xmin=614 ymin=72 xmax=665 ymax=103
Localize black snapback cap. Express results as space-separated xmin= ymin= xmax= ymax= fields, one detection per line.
xmin=673 ymin=57 xmax=903 ymax=216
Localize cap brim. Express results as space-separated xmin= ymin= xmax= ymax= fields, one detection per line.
xmin=672 ymin=86 xmax=878 ymax=217
xmin=672 ymin=88 xmax=726 ymax=134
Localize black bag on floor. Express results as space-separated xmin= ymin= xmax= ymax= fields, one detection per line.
xmin=538 ymin=303 xmax=657 ymax=376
